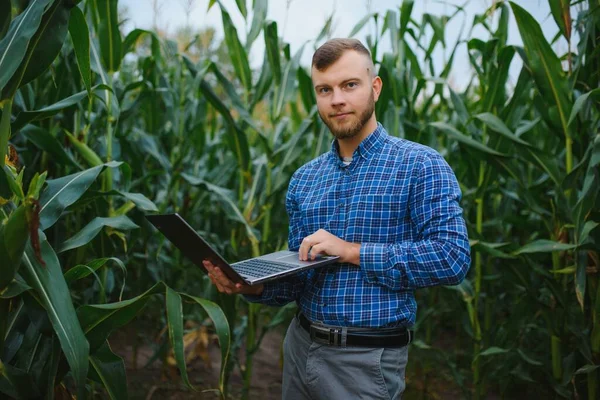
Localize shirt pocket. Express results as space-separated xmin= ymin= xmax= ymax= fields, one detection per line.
xmin=349 ymin=194 xmax=405 ymax=241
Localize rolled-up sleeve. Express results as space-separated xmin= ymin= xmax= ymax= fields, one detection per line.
xmin=359 ymin=153 xmax=471 ymax=290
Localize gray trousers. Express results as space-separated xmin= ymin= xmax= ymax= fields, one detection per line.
xmin=282 ymin=317 xmax=408 ymax=400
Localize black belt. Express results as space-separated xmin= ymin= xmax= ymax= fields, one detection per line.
xmin=297 ymin=313 xmax=412 ymax=348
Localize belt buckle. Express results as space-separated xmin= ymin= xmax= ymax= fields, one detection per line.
xmin=309 ymin=324 xmax=341 ymax=346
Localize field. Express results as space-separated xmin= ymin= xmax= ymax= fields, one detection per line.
xmin=0 ymin=0 xmax=599 ymax=399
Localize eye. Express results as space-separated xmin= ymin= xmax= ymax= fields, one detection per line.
xmin=318 ymin=87 xmax=330 ymax=94
xmin=346 ymin=82 xmax=358 ymax=88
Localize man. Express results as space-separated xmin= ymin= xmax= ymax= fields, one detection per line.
xmin=203 ymin=38 xmax=470 ymax=399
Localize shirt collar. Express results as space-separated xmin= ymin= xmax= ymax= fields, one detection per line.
xmin=329 ymin=122 xmax=387 ymax=165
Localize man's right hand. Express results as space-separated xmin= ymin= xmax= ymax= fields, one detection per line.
xmin=202 ymin=260 xmax=264 ymax=296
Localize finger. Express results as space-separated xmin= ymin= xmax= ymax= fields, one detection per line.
xmin=203 ymin=260 xmax=216 ymax=273
xmin=213 ymin=267 xmax=236 ymax=290
xmin=299 ymin=236 xmax=316 ymax=261
xmin=214 ymin=281 xmax=227 ymax=293
xmin=309 ymin=244 xmax=327 ymax=260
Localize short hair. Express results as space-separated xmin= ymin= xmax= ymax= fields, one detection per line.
xmin=312 ymin=38 xmax=373 ymax=73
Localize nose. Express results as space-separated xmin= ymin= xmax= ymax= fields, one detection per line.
xmin=330 ymin=88 xmax=345 ymax=107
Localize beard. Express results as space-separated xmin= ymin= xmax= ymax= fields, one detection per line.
xmin=319 ymin=91 xmax=375 ymax=140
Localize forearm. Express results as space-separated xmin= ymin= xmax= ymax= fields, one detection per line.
xmin=360 ymin=234 xmax=471 ymax=290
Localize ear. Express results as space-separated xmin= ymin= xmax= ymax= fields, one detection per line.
xmin=372 ymin=76 xmax=383 ymax=102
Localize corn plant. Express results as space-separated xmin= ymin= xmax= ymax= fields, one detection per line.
xmin=0 ymin=1 xmax=231 ymax=398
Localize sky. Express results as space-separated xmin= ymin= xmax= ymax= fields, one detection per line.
xmin=120 ymin=0 xmax=575 ymax=90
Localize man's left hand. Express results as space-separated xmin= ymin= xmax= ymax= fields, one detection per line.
xmin=299 ymin=229 xmax=360 ymax=265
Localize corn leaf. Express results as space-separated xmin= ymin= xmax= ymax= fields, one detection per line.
xmin=20 ymin=232 xmax=89 ymax=397
xmin=92 ymin=0 xmax=122 ymax=72
xmin=68 ymin=5 xmax=91 ymax=94
xmin=246 ymin=0 xmax=267 ymax=49
xmin=510 ymin=2 xmax=572 ymax=141
xmin=88 ymin=341 xmax=127 ymax=400
xmin=221 ymin=6 xmax=252 ymax=93
xmin=0 ymin=0 xmax=54 ymax=96
xmin=57 ymin=216 xmax=139 ymax=253
xmin=39 ymin=161 xmax=122 ymax=230
xmin=513 ymin=240 xmax=577 ymax=255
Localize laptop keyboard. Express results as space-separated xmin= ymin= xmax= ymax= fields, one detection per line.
xmin=231 ymin=259 xmax=296 ymax=278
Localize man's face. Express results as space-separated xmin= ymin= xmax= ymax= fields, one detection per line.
xmin=312 ymin=50 xmax=381 ymax=140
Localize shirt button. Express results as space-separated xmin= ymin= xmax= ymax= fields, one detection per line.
xmin=339 ymin=202 xmax=344 ymax=207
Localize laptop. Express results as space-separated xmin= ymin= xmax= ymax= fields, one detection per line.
xmin=145 ymin=213 xmax=340 ymax=285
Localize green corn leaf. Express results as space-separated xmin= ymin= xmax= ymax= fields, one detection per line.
xmin=20 ymin=125 xmax=80 ymax=169
xmin=183 ymin=294 xmax=231 ymax=396
xmin=2 ymin=0 xmax=75 ymax=100
xmin=251 ymin=51 xmax=273 ymax=109
xmin=549 ymin=0 xmax=571 ymax=41
xmin=0 ymin=0 xmax=54 ymax=96
xmin=0 ymin=360 xmax=40 ymax=399
xmin=315 ymin=13 xmax=333 ymax=44
xmin=92 ymin=0 xmax=122 ymax=72
xmin=208 ymin=62 xmax=257 ymax=130
xmin=78 ymin=282 xmax=230 ymax=395
xmin=297 ymin=66 xmax=315 ymax=114
xmin=384 ymin=10 xmax=399 ymax=55
xmin=166 ymin=287 xmax=193 ymax=389
xmin=57 ymin=216 xmax=139 ymax=253
xmin=0 ymin=203 xmax=33 ymax=290
xmin=115 ymin=191 xmax=158 ymax=212
xmin=424 ymin=13 xmax=445 ymax=47
xmin=0 ymin=275 xmax=32 ymax=299
xmin=274 ymin=45 xmax=304 ymax=119
xmin=198 ymin=80 xmax=250 ymax=169
xmin=89 ymin=341 xmax=128 ymax=400
xmin=234 ymin=0 xmax=247 ymax=19
xmin=264 ymin=20 xmax=281 ymax=85
xmin=68 ymin=5 xmax=91 ymax=94
xmin=64 ymin=257 xmax=125 ymax=285
xmin=64 ymin=130 xmax=103 ymax=167
xmin=39 ymin=161 xmax=122 ymax=230
xmin=3 ymin=164 xmax=24 ymax=200
xmin=470 ymin=240 xmax=515 ymax=259
xmin=574 ymin=134 xmax=600 ymax=239
xmin=0 ymin=98 xmax=11 ymax=170
xmin=478 ymin=346 xmax=509 ymax=357
xmin=221 ymin=6 xmax=252 ymax=93
xmin=20 ymin=231 xmax=89 ymax=398
xmin=567 ymin=88 xmax=600 ymax=126
xmin=122 ymin=28 xmax=161 ymax=61
xmin=11 ymin=85 xmax=111 ymax=132
xmin=247 ymin=0 xmax=267 ymax=49
xmin=181 ymin=174 xmax=259 ymax=244
xmin=430 ymin=122 xmax=510 ymax=158
xmin=16 ymin=0 xmax=71 ymax=90
xmin=510 ymin=2 xmax=572 ymax=142
xmin=474 ymin=113 xmax=534 ymax=148
xmin=574 ymin=364 xmax=600 ymax=375
xmin=482 ymin=46 xmax=514 ymax=111
xmin=523 ymin=148 xmax=562 ymax=186
xmin=0 ymin=1 xmax=11 ymax=40
xmin=400 ymin=0 xmax=414 ymax=35
xmin=78 ymin=283 xmax=162 ymax=352
xmin=348 ymin=13 xmax=376 ymax=37
xmin=495 ymin=2 xmax=509 ymax=46
xmin=512 ymin=239 xmax=577 ymax=255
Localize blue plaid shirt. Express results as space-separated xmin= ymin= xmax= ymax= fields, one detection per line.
xmin=247 ymin=123 xmax=470 ymax=328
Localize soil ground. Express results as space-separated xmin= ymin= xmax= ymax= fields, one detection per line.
xmin=112 ymin=324 xmax=477 ymax=400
